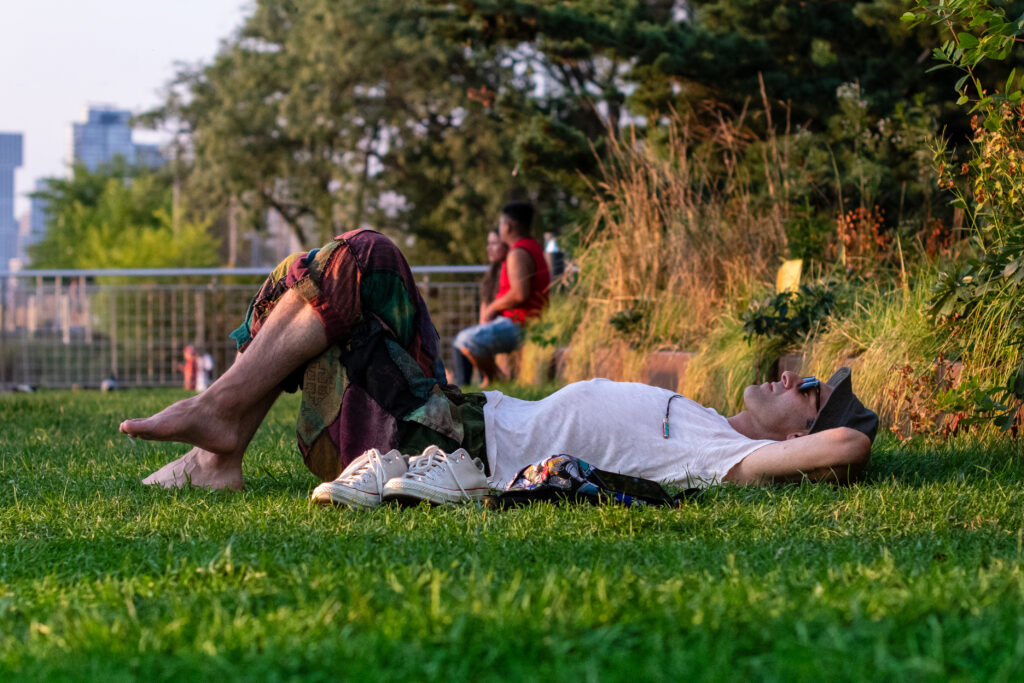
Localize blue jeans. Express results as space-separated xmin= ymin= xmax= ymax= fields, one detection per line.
xmin=453 ymin=317 xmax=522 ymax=358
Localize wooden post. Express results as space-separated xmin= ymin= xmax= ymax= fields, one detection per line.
xmin=27 ymin=295 xmax=36 ymax=335
xmin=60 ymin=294 xmax=70 ymax=345
xmin=35 ymin=276 xmax=42 ymax=317
xmin=109 ymin=292 xmax=118 ymax=381
xmin=209 ymin=278 xmax=218 ymax=371
xmin=81 ymin=277 xmax=92 ymax=343
xmin=146 ymin=291 xmax=154 ymax=382
xmin=158 ymin=288 xmax=165 ymax=385
xmin=195 ymin=291 xmax=205 ymax=347
xmin=170 ymin=287 xmax=178 ymax=386
xmin=135 ymin=287 xmax=142 ymax=386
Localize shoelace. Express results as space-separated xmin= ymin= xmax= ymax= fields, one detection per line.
xmin=340 ymin=449 xmax=392 ymax=499
xmin=405 ymin=447 xmax=472 ymax=500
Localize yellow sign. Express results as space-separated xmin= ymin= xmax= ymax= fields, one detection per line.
xmin=776 ymin=259 xmax=803 ymax=294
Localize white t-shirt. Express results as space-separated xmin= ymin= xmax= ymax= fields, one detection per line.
xmin=482 ymin=378 xmax=777 ymax=489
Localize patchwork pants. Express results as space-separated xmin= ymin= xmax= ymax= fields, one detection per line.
xmin=230 ymin=228 xmax=487 ymax=481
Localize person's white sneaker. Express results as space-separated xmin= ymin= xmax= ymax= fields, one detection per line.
xmin=382 ymin=446 xmax=489 ymax=505
xmin=311 ymin=448 xmax=407 ymax=508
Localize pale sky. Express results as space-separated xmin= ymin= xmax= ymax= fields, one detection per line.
xmin=1 ymin=0 xmax=250 ymax=215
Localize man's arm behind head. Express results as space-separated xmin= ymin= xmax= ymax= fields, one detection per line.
xmin=723 ymin=427 xmax=872 ymax=485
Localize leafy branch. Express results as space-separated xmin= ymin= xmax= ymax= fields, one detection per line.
xmin=905 ymin=0 xmax=1024 ymax=431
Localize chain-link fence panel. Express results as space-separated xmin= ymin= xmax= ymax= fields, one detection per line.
xmin=0 ymin=268 xmax=483 ymax=390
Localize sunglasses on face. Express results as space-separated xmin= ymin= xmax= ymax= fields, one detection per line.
xmin=799 ymin=376 xmax=821 ymax=413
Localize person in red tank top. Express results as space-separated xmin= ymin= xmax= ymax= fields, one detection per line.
xmin=453 ymin=201 xmax=550 ymax=386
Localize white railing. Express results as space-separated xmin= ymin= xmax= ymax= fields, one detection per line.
xmin=0 ymin=266 xmax=489 ymax=278
xmin=0 ymin=266 xmax=486 ymax=389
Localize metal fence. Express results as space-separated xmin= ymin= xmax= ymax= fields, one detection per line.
xmin=0 ymin=266 xmax=485 ymax=390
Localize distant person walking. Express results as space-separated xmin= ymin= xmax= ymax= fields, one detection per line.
xmin=196 ymin=351 xmax=215 ymax=392
xmin=180 ymin=345 xmax=198 ymax=391
xmin=454 ymin=201 xmax=550 ymax=386
xmin=450 ymin=228 xmax=508 ymax=386
xmin=543 ymin=231 xmax=565 ymax=281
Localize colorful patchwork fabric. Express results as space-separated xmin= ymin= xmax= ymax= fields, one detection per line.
xmin=499 ymin=454 xmax=691 ymax=507
xmin=230 ymin=228 xmax=486 ymax=481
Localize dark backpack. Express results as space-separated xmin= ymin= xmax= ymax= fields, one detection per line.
xmin=485 ymin=454 xmax=701 ymax=509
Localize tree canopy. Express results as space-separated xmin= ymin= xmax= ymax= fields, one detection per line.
xmin=139 ymin=0 xmax=1015 ymax=263
xmin=28 ymin=160 xmax=219 ymax=270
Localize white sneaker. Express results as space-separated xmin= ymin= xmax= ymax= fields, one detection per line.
xmin=382 ymin=446 xmax=489 ymax=505
xmin=311 ymin=448 xmax=407 ymax=508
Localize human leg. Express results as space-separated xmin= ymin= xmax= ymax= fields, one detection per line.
xmin=462 ymin=347 xmax=503 ymax=387
xmin=449 ymin=342 xmax=474 ymax=386
xmin=128 ymin=227 xmax=490 ymax=492
xmin=453 ymin=318 xmax=521 ymax=386
xmin=138 ymin=388 xmax=281 ymax=490
xmin=121 ymin=287 xmax=330 ymax=488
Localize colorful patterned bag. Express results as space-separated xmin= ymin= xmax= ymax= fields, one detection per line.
xmin=488 ymin=454 xmax=700 ymax=508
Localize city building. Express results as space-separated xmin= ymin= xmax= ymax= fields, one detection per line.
xmin=29 ymin=178 xmax=49 ymax=236
xmin=69 ymin=106 xmax=164 ymax=170
xmin=22 ymin=178 xmax=52 ymax=263
xmin=0 ymin=132 xmax=24 ymax=270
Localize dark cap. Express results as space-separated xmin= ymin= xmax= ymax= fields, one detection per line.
xmin=808 ymin=367 xmax=879 ymax=443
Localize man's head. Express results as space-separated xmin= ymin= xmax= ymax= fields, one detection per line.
xmin=499 ymin=201 xmax=534 ymax=244
xmin=742 ymin=367 xmax=878 ymax=443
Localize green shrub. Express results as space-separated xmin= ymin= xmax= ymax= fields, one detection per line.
xmin=905 ymin=1 xmax=1024 ymax=430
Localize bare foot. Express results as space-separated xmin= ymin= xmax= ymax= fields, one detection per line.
xmin=142 ymin=447 xmax=245 ymax=491
xmin=120 ymin=394 xmax=240 ymax=455
xmin=124 ymin=389 xmax=281 ymax=493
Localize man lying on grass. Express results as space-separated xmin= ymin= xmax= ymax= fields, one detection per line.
xmin=120 ymin=229 xmax=878 ymax=505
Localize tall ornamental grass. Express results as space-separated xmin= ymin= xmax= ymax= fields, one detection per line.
xmin=517 ymin=104 xmax=946 ymax=419
xmin=518 ymin=90 xmax=1018 ymax=438
xmin=554 ymin=112 xmax=788 ymax=385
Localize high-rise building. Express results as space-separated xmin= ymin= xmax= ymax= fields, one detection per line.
xmin=70 ymin=106 xmax=164 ymax=170
xmin=22 ymin=178 xmax=52 ymax=263
xmin=29 ymin=178 xmax=50 ymax=236
xmin=0 ymin=132 xmax=24 ymax=269
xmin=70 ymin=107 xmax=135 ymax=169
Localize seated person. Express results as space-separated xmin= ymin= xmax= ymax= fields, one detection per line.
xmin=449 ymin=228 xmax=508 ymax=386
xmin=452 ymin=201 xmax=550 ymax=386
xmin=120 ymin=228 xmax=875 ymax=504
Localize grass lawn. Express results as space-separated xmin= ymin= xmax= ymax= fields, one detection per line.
xmin=2 ymin=388 xmax=1024 ymax=681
